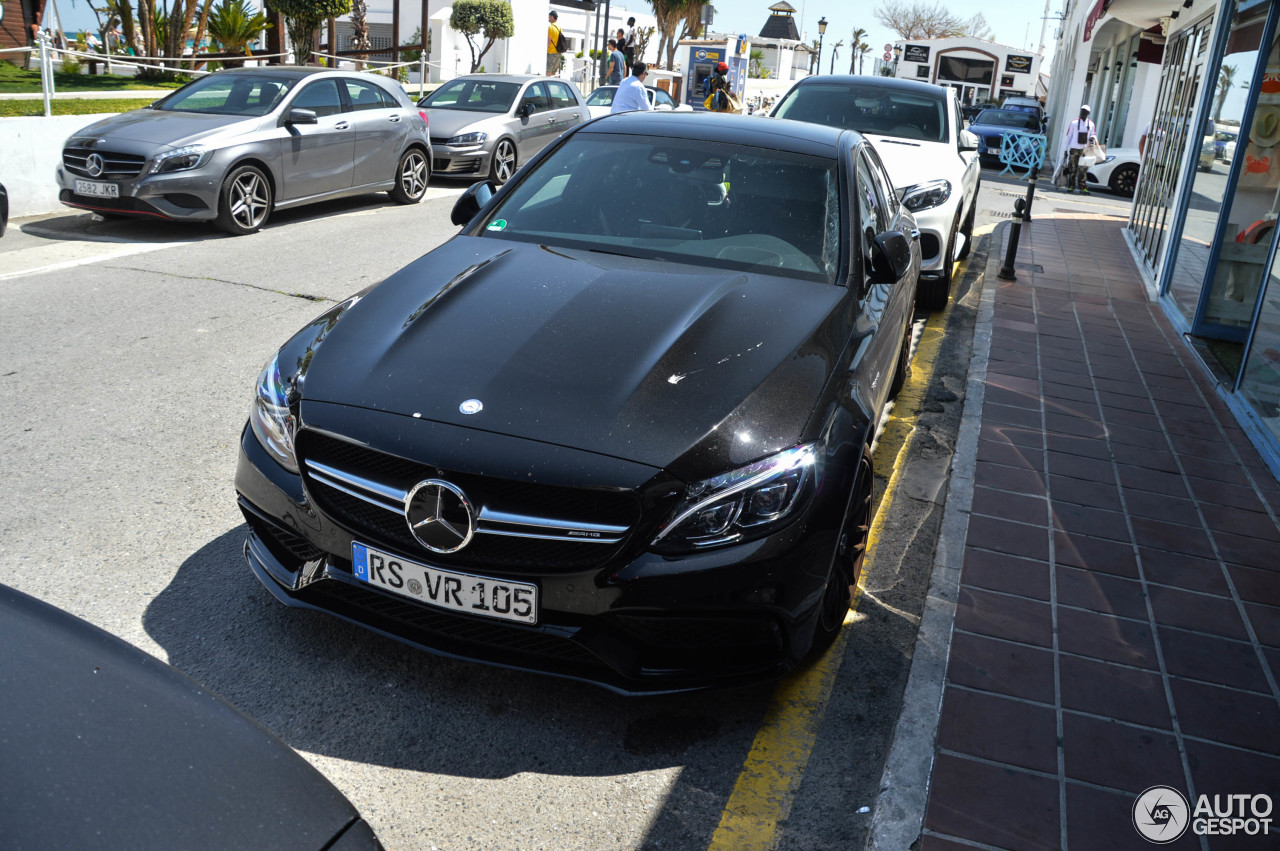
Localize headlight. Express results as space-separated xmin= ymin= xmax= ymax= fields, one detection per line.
xmin=651 ymin=444 xmax=817 ymax=553
xmin=447 ymin=132 xmax=487 ymax=146
xmin=249 ymin=354 xmax=298 ymax=473
xmin=901 ymin=179 xmax=952 ymax=213
xmin=149 ymin=145 xmax=212 ymax=174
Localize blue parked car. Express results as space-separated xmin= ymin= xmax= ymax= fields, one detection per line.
xmin=968 ymin=109 xmax=1044 ymax=167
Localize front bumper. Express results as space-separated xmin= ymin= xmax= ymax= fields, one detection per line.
xmin=234 ymin=423 xmax=851 ymax=695
xmin=909 ymin=202 xmax=960 ymax=275
xmin=56 ymin=164 xmax=222 ymax=221
xmin=429 ymin=142 xmax=490 ymax=177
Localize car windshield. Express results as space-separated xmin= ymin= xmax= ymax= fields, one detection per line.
xmin=480 ymin=134 xmax=843 ymax=283
xmin=422 ymin=79 xmax=520 ymax=112
xmin=975 ymin=110 xmax=1041 ymax=130
xmin=773 ymin=83 xmax=947 ymax=143
xmin=154 ymin=74 xmax=296 ymax=115
xmin=586 ymin=88 xmax=616 ymax=106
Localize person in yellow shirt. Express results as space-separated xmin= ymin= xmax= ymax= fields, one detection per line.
xmin=547 ymin=11 xmax=563 ymax=76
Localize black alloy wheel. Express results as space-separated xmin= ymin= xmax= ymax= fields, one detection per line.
xmin=814 ymin=448 xmax=874 ymax=651
xmin=1110 ymin=164 xmax=1139 ymax=197
xmin=490 ymin=138 xmax=517 ymax=185
xmin=390 ymin=148 xmax=429 ymax=204
xmin=214 ymin=164 xmax=271 ymax=236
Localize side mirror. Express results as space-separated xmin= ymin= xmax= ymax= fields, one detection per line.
xmin=958 ymin=129 xmax=979 ymax=152
xmin=287 ymin=108 xmax=318 ymax=125
xmin=519 ymin=102 xmax=534 ymax=118
xmin=451 ymin=181 xmax=496 ymax=226
xmin=869 ymin=231 xmax=913 ymax=283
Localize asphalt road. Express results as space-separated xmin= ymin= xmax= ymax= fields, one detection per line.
xmin=0 ymin=165 xmax=1131 ymax=851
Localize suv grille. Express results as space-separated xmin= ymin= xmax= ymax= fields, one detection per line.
xmin=63 ymin=147 xmax=148 ymax=179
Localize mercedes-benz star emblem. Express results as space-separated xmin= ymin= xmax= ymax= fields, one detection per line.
xmin=404 ymin=479 xmax=475 ymax=553
xmin=85 ymin=153 xmax=105 ymax=177
xmin=459 ymin=399 xmax=483 ymax=415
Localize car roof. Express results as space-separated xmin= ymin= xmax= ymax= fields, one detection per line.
xmin=580 ymin=112 xmax=853 ymax=157
xmin=793 ymin=74 xmax=950 ymax=100
xmin=447 ymin=73 xmax=551 ymax=84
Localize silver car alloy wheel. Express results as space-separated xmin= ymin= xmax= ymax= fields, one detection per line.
xmin=493 ymin=140 xmax=516 ymax=183
xmin=230 ymin=171 xmax=269 ymax=230
xmin=400 ymin=150 xmax=428 ymax=199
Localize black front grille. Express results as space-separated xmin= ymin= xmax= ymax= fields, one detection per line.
xmin=434 ymin=157 xmax=482 ymax=174
xmin=63 ymin=147 xmax=147 ymax=179
xmin=241 ymin=505 xmax=326 ymax=565
xmin=429 ymin=137 xmax=452 ymax=147
xmin=985 ymin=135 xmax=1003 ymax=149
xmin=297 ymin=431 xmax=640 ymax=572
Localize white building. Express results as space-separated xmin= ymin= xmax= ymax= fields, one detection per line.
xmin=881 ymin=36 xmax=1047 ymax=107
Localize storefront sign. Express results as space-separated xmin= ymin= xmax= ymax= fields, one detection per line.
xmin=903 ymin=44 xmax=929 ymax=63
xmin=1005 ymin=54 xmax=1033 ymax=73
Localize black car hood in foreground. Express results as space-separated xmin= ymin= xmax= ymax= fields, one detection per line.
xmin=298 ymin=237 xmax=849 ymax=480
xmin=0 ymin=585 xmax=378 ymax=851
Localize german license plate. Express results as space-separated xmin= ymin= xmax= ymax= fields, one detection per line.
xmin=352 ymin=542 xmax=537 ymax=625
xmin=74 ymin=179 xmax=119 ymax=198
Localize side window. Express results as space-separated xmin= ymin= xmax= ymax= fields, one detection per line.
xmin=290 ymin=79 xmax=344 ymax=117
xmin=855 ymin=150 xmax=886 ymax=246
xmin=520 ymin=82 xmax=550 ymax=114
xmin=547 ymin=81 xmax=576 ymax=109
xmin=863 ymin=145 xmax=899 ymax=218
xmin=343 ymin=79 xmax=393 ymax=111
xmin=656 ymin=90 xmax=675 ymax=109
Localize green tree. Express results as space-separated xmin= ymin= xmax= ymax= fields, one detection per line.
xmin=400 ymin=25 xmax=428 ymax=63
xmin=748 ymin=48 xmax=766 ymax=78
xmin=848 ymin=27 xmax=867 ymax=74
xmin=206 ymin=0 xmax=270 ymax=66
xmin=264 ymin=0 xmax=352 ymax=65
xmin=856 ymin=42 xmax=871 ymax=75
xmin=449 ymin=0 xmax=514 ymax=73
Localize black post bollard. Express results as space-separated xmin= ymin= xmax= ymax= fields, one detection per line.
xmin=998 ymin=197 xmax=1026 ymax=281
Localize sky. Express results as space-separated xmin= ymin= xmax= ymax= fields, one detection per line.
xmin=710 ymin=0 xmax=1061 ymax=76
xmin=48 ymin=0 xmax=1063 ymax=75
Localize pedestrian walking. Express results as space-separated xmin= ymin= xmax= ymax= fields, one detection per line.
xmin=611 ymin=62 xmax=653 ymax=114
xmin=706 ymin=61 xmax=732 ymax=112
xmin=547 ymin=11 xmax=565 ymax=76
xmin=1062 ymin=105 xmax=1098 ymax=194
xmin=606 ymin=39 xmax=626 ymax=86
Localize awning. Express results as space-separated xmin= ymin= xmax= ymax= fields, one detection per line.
xmin=1083 ymin=0 xmax=1111 ymax=42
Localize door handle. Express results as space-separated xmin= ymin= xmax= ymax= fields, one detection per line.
xmin=335 ymin=121 xmax=350 ymax=130
xmin=546 ymin=117 xmax=556 ymax=124
xmin=389 ymin=115 xmax=401 ymax=122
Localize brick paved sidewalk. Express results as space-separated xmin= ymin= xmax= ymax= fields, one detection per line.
xmin=920 ymin=216 xmax=1280 ymax=851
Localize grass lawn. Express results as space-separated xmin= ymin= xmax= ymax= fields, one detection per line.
xmin=0 ymin=97 xmax=158 ymax=117
xmin=0 ymin=60 xmax=188 ymax=94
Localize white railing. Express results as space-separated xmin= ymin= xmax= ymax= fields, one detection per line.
xmin=309 ymin=49 xmax=444 ymax=99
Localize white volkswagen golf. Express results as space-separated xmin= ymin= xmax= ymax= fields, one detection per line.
xmin=771 ymin=76 xmax=981 ymax=309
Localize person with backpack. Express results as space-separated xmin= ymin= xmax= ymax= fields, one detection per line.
xmin=547 ymin=11 xmax=566 ymax=76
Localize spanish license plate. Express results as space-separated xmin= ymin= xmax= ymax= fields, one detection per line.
xmin=352 ymin=542 xmax=537 ymax=625
xmin=74 ymin=179 xmax=119 ymax=199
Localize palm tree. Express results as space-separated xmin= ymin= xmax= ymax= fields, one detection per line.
xmin=1215 ymin=64 xmax=1237 ymax=121
xmin=828 ymin=39 xmax=843 ymax=75
xmin=848 ymin=26 xmax=868 ymax=74
xmin=856 ymin=43 xmax=871 ymax=75
xmin=749 ymin=48 xmax=767 ymax=78
xmin=207 ymin=0 xmax=271 ymax=66
xmin=350 ymin=0 xmax=372 ymax=69
xmin=809 ymin=37 xmax=820 ymax=75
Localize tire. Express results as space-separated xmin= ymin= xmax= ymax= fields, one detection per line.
xmin=389 ymin=147 xmax=429 ymax=204
xmin=888 ymin=321 xmax=912 ymax=401
xmin=813 ymin=447 xmax=874 ymax=651
xmin=489 ymin=138 xmax=517 ymax=185
xmin=1109 ymin=164 xmax=1139 ymax=197
xmin=957 ymin=194 xmax=977 ymax=260
xmin=214 ymin=164 xmax=271 ymax=236
xmin=918 ymin=214 xmax=958 ymax=311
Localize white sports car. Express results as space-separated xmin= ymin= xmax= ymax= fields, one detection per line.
xmin=1085 ymin=148 xmax=1141 ymax=197
xmin=585 ymin=85 xmax=693 ymax=119
xmin=770 ymin=76 xmax=981 ymax=309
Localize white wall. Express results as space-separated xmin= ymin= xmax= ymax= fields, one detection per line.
xmin=0 ymin=114 xmax=108 ymax=218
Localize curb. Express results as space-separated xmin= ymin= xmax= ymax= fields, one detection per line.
xmin=863 ymin=222 xmax=1004 ymax=850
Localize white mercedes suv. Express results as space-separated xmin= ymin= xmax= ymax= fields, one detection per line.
xmin=771 ymin=76 xmax=981 ymax=309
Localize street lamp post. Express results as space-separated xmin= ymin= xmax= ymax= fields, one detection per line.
xmin=816 ymin=17 xmax=827 ymax=78
xmin=892 ymin=43 xmax=901 ymax=76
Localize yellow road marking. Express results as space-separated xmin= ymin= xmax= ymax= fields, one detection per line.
xmin=707 ymin=224 xmax=995 ymax=851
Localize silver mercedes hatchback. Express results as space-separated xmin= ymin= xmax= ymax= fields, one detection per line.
xmin=56 ymin=67 xmax=431 ymax=235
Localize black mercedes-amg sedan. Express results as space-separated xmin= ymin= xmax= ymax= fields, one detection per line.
xmin=236 ymin=112 xmax=920 ymax=694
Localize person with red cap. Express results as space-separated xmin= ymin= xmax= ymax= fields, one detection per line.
xmin=708 ymin=60 xmax=732 ymax=112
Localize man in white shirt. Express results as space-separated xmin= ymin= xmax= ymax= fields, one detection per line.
xmin=611 ymin=62 xmax=654 ymax=114
xmin=1062 ymin=105 xmax=1098 ymax=194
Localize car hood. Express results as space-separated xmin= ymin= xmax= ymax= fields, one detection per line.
xmin=863 ymin=135 xmax=962 ymax=189
xmin=967 ymin=122 xmax=1038 ymax=137
xmin=425 ymin=108 xmax=511 ymax=139
xmin=299 ymin=237 xmax=846 ymax=478
xmin=73 ymin=108 xmax=263 ymax=148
